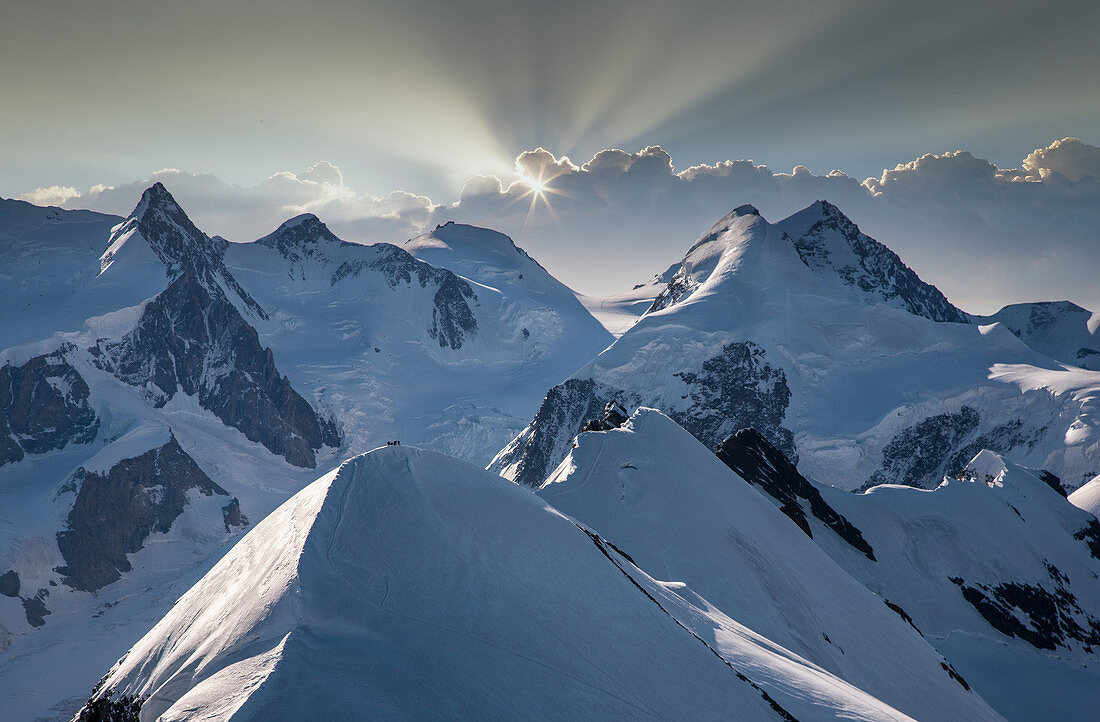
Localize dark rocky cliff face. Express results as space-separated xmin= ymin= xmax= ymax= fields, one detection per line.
xmin=716 ymin=428 xmax=876 ymax=561
xmin=56 ymin=434 xmax=229 ymax=592
xmin=495 ymin=378 xmax=632 ymax=488
xmin=862 ymin=406 xmax=1048 ymax=490
xmin=788 ymin=201 xmax=968 ymax=324
xmin=91 ymin=271 xmax=339 ymax=468
xmin=0 ymin=345 xmax=99 ymax=467
xmin=494 ymin=342 xmax=795 ymax=489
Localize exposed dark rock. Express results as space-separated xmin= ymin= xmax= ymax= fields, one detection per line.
xmin=256 ymin=213 xmax=352 ymax=268
xmin=673 ymin=342 xmax=796 ymax=463
xmin=92 ymin=272 xmax=339 ymax=467
xmin=222 ymin=497 xmax=248 ymax=532
xmin=949 ymin=568 xmax=1100 ymax=651
xmin=494 ymin=342 xmax=793 ymax=490
xmin=22 ymin=589 xmax=49 ymax=627
xmin=865 ymin=409 xmax=1048 ymax=491
xmin=1038 ymin=469 xmax=1069 ymax=497
xmin=864 ymin=406 xmax=981 ymax=490
xmin=581 ymin=401 xmax=630 ymax=433
xmin=940 ymin=661 xmax=971 ymax=691
xmin=429 ymin=273 xmax=479 ymax=349
xmin=0 ymin=570 xmax=19 ymax=597
xmin=74 ymin=690 xmax=143 ymax=722
xmin=789 ymin=201 xmax=968 ymax=323
xmin=884 ymin=599 xmax=923 ymax=637
xmin=1074 ymin=519 xmax=1100 ymax=560
xmin=716 ymin=428 xmax=875 ymax=561
xmin=56 ymin=434 xmax=229 ymax=592
xmin=944 ymin=419 xmax=1046 ymax=481
xmin=0 ymin=345 xmax=99 ymax=467
xmin=496 ymin=378 xmax=632 ymax=488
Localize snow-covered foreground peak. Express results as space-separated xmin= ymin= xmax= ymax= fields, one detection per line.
xmin=80 ymin=443 xmax=939 ymax=721
xmin=539 ymin=408 xmax=997 ymax=722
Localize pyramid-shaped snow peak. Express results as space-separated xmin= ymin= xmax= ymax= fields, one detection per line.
xmin=77 ymin=444 xmax=958 ymax=721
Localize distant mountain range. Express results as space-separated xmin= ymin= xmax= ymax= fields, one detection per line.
xmin=0 ymin=186 xmax=1097 ymax=720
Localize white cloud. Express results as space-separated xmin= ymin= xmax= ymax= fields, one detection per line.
xmin=1022 ymin=137 xmax=1100 ymax=182
xmin=19 ymin=185 xmax=81 ymax=207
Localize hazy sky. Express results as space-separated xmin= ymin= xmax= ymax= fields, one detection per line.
xmin=4 ymin=0 xmax=1100 ymax=311
xmin=4 ymin=0 xmax=1097 ymax=197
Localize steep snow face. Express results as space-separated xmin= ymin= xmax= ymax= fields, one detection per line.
xmin=492 ymin=202 xmax=1099 ymax=492
xmin=973 ymin=301 xmax=1100 ymax=370
xmin=226 ymin=217 xmax=612 ymax=463
xmin=817 ymin=452 xmax=1100 ymax=721
xmin=538 ymin=410 xmax=997 ymax=722
xmin=80 ymin=445 xmax=931 ymax=722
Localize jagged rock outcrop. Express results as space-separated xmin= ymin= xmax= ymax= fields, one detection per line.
xmin=56 ymin=433 xmax=229 ymax=592
xmin=492 ymin=378 xmax=634 ymax=488
xmin=0 ymin=345 xmax=99 ymax=467
xmin=334 ymin=243 xmax=480 ymax=350
xmin=91 ymin=271 xmax=339 ymax=467
xmin=581 ymin=400 xmax=630 ymax=432
xmin=716 ymin=428 xmax=876 ymax=560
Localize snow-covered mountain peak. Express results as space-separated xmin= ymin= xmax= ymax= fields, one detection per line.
xmin=100 ymin=182 xmax=226 ymax=278
xmin=406 ymin=221 xmax=537 ymax=273
xmin=255 ymin=212 xmax=349 ymax=264
xmin=775 ymin=200 xmax=968 ymax=323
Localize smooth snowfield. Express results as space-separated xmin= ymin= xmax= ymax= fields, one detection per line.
xmin=89 ymin=445 xmax=936 ymax=721
xmin=539 ymin=409 xmax=999 ymax=722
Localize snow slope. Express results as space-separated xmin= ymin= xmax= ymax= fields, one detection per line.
xmin=538 ymin=408 xmax=997 ymax=721
xmin=81 ymin=444 xmax=972 ymax=722
xmin=492 ymin=202 xmax=1100 ymax=493
xmin=816 ymin=451 xmax=1100 ymax=721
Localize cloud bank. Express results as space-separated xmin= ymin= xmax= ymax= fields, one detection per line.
xmin=20 ymin=138 xmax=1100 ymax=314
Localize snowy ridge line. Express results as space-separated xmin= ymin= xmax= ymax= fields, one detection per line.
xmin=573 ymin=520 xmax=802 ymax=722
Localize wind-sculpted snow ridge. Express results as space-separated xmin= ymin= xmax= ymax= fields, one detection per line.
xmin=816 ymin=450 xmax=1100 ymax=720
xmin=537 ymin=409 xmax=997 ymax=722
xmin=491 ymin=201 xmax=1100 ymax=494
xmin=79 ymin=443 xmax=992 ymax=722
xmin=972 ymin=301 xmax=1100 ymax=370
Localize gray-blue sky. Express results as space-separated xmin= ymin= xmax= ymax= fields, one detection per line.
xmin=3 ymin=0 xmax=1097 ymax=197
xmin=4 ymin=0 xmax=1099 ymax=311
